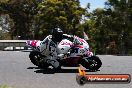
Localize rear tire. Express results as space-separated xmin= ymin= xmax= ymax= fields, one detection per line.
xmin=29 ymin=51 xmax=49 ymax=69
xmin=81 ymin=56 xmax=102 ymax=71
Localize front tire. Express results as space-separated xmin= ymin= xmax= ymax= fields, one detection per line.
xmin=81 ymin=56 xmax=102 ymax=71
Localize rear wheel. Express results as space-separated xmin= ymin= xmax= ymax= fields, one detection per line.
xmin=81 ymin=56 xmax=102 ymax=71
xmin=29 ymin=51 xmax=49 ymax=68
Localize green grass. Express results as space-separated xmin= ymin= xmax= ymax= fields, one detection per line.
xmin=0 ymin=85 xmax=12 ymax=88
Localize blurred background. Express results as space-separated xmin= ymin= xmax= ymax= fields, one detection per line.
xmin=0 ymin=0 xmax=132 ymax=55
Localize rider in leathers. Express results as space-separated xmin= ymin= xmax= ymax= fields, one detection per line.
xmin=48 ymin=28 xmax=74 ymax=69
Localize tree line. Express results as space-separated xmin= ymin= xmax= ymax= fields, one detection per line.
xmin=0 ymin=0 xmax=132 ymax=55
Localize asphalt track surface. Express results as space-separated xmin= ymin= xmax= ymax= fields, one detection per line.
xmin=0 ymin=51 xmax=132 ymax=88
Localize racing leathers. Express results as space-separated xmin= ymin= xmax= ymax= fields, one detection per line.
xmin=44 ymin=34 xmax=74 ymax=69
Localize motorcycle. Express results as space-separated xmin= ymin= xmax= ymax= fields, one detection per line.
xmin=26 ymin=34 xmax=102 ymax=71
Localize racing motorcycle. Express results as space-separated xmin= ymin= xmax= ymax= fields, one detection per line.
xmin=26 ymin=35 xmax=102 ymax=71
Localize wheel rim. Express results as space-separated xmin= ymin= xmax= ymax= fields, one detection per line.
xmin=33 ymin=54 xmax=43 ymax=65
xmin=33 ymin=55 xmax=40 ymax=65
xmin=89 ymin=59 xmax=98 ymax=68
xmin=83 ymin=58 xmax=99 ymax=70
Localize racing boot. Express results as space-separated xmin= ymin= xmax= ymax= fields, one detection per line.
xmin=47 ymin=56 xmax=61 ymax=70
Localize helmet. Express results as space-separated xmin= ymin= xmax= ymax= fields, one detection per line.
xmin=52 ymin=28 xmax=63 ymax=42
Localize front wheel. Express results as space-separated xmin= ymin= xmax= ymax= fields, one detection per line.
xmin=29 ymin=51 xmax=49 ymax=68
xmin=81 ymin=56 xmax=102 ymax=71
